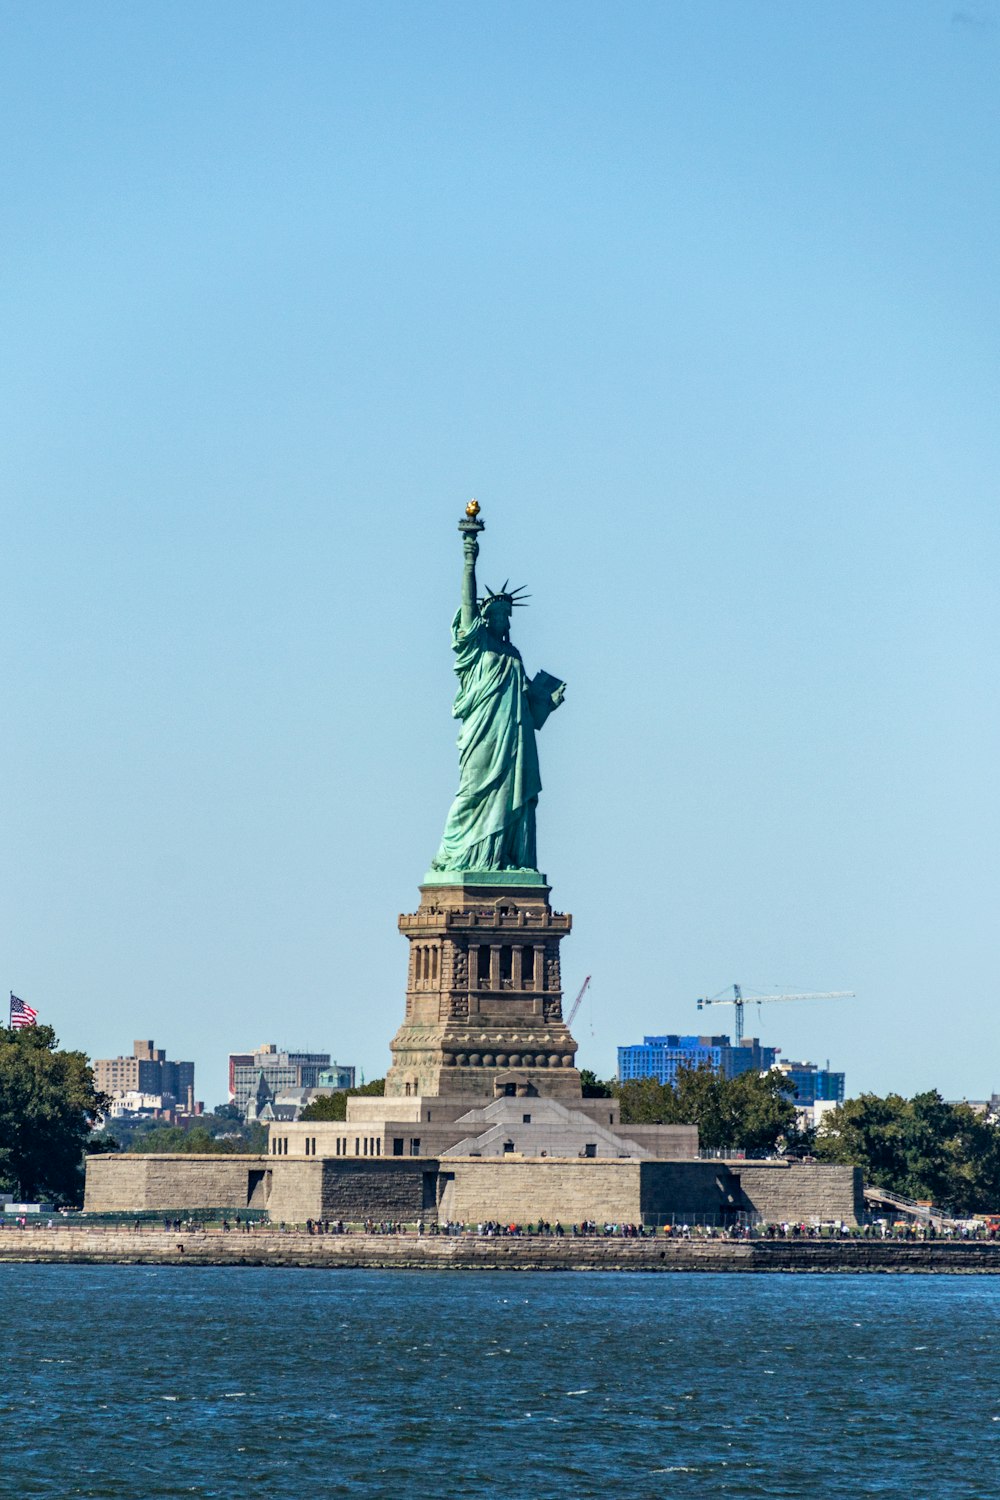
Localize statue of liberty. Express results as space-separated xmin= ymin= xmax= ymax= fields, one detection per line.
xmin=430 ymin=502 xmax=566 ymax=876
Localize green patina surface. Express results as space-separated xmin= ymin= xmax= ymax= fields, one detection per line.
xmin=422 ymin=868 xmax=549 ymax=888
xmin=430 ymin=509 xmax=565 ymax=876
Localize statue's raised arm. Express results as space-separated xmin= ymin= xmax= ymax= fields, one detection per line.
xmin=460 ymin=528 xmax=480 ymax=632
xmin=429 ymin=502 xmax=566 ymax=878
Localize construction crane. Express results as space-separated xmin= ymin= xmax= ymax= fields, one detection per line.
xmin=696 ymin=983 xmax=854 ymax=1044
xmin=566 ymin=975 xmax=592 ymax=1028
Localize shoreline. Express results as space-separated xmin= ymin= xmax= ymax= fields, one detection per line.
xmin=3 ymin=1229 xmax=1000 ymax=1273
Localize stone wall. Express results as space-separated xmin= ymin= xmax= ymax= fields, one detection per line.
xmin=443 ymin=1158 xmax=641 ymax=1224
xmin=320 ymin=1160 xmax=438 ymax=1221
xmin=734 ymin=1162 xmax=863 ymax=1224
xmin=637 ymin=1161 xmax=862 ymax=1225
xmin=621 ymin=1125 xmax=699 ymax=1160
xmin=268 ymin=1160 xmax=447 ymax=1221
xmin=638 ymin=1162 xmax=743 ymax=1219
xmin=84 ymin=1155 xmax=267 ymax=1212
xmin=83 ymin=1154 xmax=432 ymax=1223
xmin=6 ymin=1229 xmax=1000 ymax=1272
xmin=442 ymin=1159 xmax=863 ymax=1229
xmin=84 ymin=1152 xmax=862 ymax=1226
xmin=263 ymin=1160 xmax=323 ymax=1223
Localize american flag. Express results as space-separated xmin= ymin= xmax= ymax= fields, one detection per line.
xmin=9 ymin=994 xmax=37 ymax=1029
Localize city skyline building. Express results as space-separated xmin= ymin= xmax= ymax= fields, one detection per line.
xmin=617 ymin=1034 xmax=848 ymax=1116
xmin=617 ymin=1034 xmax=780 ymax=1086
xmin=318 ymin=1064 xmax=356 ymax=1090
xmin=774 ymin=1059 xmax=845 ymax=1107
xmin=93 ymin=1039 xmax=196 ymax=1111
xmin=229 ymin=1044 xmax=353 ymax=1116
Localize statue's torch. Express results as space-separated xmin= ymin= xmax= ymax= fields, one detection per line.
xmin=458 ymin=497 xmax=485 ymax=539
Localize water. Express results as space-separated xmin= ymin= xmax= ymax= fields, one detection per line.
xmin=3 ymin=1265 xmax=999 ymax=1497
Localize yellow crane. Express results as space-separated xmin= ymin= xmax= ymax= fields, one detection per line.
xmin=696 ymin=983 xmax=855 ymax=1044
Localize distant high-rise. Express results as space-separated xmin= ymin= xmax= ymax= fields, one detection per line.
xmin=93 ymin=1039 xmax=195 ymax=1108
xmin=617 ymin=1033 xmax=846 ymax=1105
xmin=774 ymin=1059 xmax=845 ymax=1106
xmin=229 ymin=1044 xmax=343 ymax=1115
xmin=617 ymin=1034 xmax=779 ymax=1085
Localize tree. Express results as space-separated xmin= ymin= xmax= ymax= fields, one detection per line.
xmin=722 ymin=1069 xmax=800 ymax=1156
xmin=815 ymin=1090 xmax=1000 ymax=1216
xmin=299 ymin=1078 xmax=385 ymax=1122
xmin=297 ymin=1093 xmax=347 ymax=1122
xmin=127 ymin=1119 xmax=269 ymax=1154
xmin=0 ymin=1024 xmax=109 ymax=1204
xmin=615 ymin=1063 xmax=797 ymax=1155
xmin=212 ymin=1101 xmax=243 ymax=1121
xmin=130 ymin=1125 xmax=216 ymax=1154
xmin=579 ymin=1069 xmax=614 ymax=1098
xmin=615 ymin=1074 xmax=676 ymax=1125
xmin=85 ymin=1133 xmax=122 ymax=1158
xmin=244 ymin=1122 xmax=269 ymax=1154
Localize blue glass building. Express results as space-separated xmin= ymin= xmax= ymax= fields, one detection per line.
xmin=776 ymin=1061 xmax=845 ymax=1105
xmin=617 ymin=1034 xmax=779 ymax=1085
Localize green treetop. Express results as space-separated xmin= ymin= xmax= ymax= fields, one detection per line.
xmin=814 ymin=1090 xmax=1000 ymax=1216
xmin=615 ymin=1063 xmax=799 ymax=1156
xmin=0 ymin=1023 xmax=109 ymax=1204
xmin=299 ymin=1078 xmax=386 ymax=1122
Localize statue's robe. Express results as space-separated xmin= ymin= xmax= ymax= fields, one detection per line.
xmin=431 ymin=609 xmax=558 ymax=873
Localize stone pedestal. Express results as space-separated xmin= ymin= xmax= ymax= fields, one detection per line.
xmin=386 ymin=873 xmax=582 ymax=1101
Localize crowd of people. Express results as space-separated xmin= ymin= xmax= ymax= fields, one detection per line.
xmin=6 ymin=1213 xmax=1000 ymax=1239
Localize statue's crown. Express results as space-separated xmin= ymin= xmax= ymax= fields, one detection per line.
xmin=480 ymin=580 xmax=530 ymax=610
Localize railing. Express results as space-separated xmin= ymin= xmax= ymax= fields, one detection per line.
xmin=697 ymin=1149 xmax=785 ymax=1161
xmin=399 ymin=910 xmax=570 ymax=930
xmin=863 ymin=1185 xmax=941 ymax=1219
xmin=51 ymin=1207 xmax=270 ymax=1227
xmin=643 ymin=1211 xmax=760 ymax=1229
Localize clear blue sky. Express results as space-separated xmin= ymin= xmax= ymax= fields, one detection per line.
xmin=2 ymin=2 xmax=998 ymax=1104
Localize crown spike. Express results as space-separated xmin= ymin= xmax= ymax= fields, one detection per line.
xmin=479 ymin=579 xmax=530 ymax=612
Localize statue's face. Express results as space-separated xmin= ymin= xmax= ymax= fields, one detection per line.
xmin=484 ymin=600 xmax=511 ymax=633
